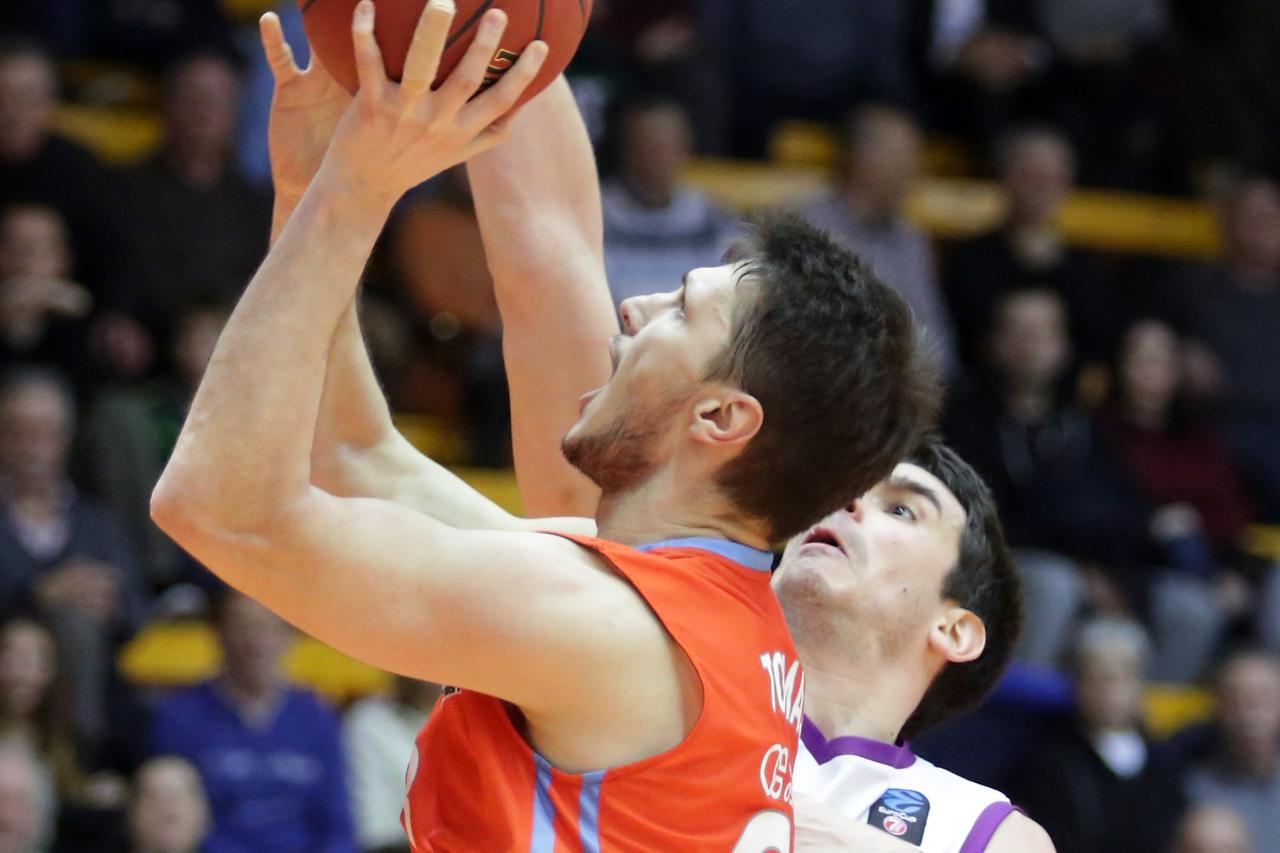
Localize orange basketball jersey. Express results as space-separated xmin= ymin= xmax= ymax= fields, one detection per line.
xmin=401 ymin=535 xmax=805 ymax=852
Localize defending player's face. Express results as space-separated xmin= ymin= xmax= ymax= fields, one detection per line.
xmin=772 ymin=463 xmax=967 ymax=662
xmin=563 ymin=263 xmax=758 ymax=491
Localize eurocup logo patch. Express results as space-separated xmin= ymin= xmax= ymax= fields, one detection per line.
xmin=867 ymin=788 xmax=930 ymax=845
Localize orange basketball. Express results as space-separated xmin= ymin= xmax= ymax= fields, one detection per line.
xmin=298 ymin=0 xmax=592 ymax=105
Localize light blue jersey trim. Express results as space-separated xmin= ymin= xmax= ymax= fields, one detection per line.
xmin=578 ymin=770 xmax=605 ymax=852
xmin=530 ymin=754 xmax=555 ymax=852
xmin=636 ymin=537 xmax=775 ymax=572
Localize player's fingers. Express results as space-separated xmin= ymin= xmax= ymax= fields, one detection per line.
xmin=351 ymin=0 xmax=387 ymax=99
xmin=434 ymin=8 xmax=508 ymax=116
xmin=259 ymin=12 xmax=300 ymax=84
xmin=401 ymin=0 xmax=455 ymax=101
xmin=458 ymin=41 xmax=547 ymax=135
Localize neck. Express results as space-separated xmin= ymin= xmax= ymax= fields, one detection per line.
xmin=1121 ymin=398 xmax=1168 ymax=430
xmin=166 ymin=143 xmax=227 ymax=190
xmin=1228 ymin=259 xmax=1279 ymax=293
xmin=218 ymin=673 xmax=281 ymax=722
xmin=841 ymin=184 xmax=898 ymax=226
xmin=622 ymin=176 xmax=676 ymax=210
xmin=1231 ymin=745 xmax=1279 ymax=780
xmin=801 ymin=657 xmax=924 ymax=746
xmin=1003 ymin=383 xmax=1055 ymax=421
xmin=1007 ymin=220 xmax=1063 ymax=266
xmin=594 ymin=466 xmax=770 ymax=552
xmin=8 ymin=476 xmax=62 ymax=506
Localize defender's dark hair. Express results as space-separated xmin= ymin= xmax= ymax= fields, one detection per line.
xmin=900 ymin=437 xmax=1024 ymax=739
xmin=708 ymin=213 xmax=940 ymax=543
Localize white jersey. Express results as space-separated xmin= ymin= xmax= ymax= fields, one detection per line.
xmin=795 ymin=717 xmax=1016 ymax=852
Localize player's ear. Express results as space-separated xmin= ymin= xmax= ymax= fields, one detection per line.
xmin=689 ymin=389 xmax=763 ymax=450
xmin=928 ymin=605 xmax=985 ymax=665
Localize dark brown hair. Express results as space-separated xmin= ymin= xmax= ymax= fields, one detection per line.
xmin=708 ymin=213 xmax=940 ymax=543
xmin=899 ymin=438 xmax=1024 ymax=739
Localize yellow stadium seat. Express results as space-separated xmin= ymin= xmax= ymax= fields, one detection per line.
xmin=1145 ymin=683 xmax=1214 ymax=739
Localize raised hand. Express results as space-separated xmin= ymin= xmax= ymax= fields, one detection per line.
xmin=319 ymin=0 xmax=548 ymax=207
xmin=260 ymin=11 xmax=352 ymax=200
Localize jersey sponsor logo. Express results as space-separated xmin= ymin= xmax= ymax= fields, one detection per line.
xmin=759 ymin=651 xmax=805 ymax=736
xmin=867 ymin=788 xmax=930 ymax=846
xmin=759 ymin=743 xmax=792 ymax=803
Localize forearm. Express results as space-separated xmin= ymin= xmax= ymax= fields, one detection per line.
xmin=278 ymin=175 xmax=518 ymax=528
xmin=156 ymin=166 xmax=394 ymax=534
xmin=468 ymin=78 xmax=617 ymax=517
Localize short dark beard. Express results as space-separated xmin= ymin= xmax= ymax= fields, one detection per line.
xmin=561 ymin=388 xmax=690 ymax=494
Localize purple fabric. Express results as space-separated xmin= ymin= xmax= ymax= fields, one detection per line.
xmin=801 ymin=716 xmax=916 ymax=769
xmin=958 ymin=802 xmax=1017 ymax=853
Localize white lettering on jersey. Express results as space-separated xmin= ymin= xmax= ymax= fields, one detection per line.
xmin=760 ymin=651 xmax=806 ymax=735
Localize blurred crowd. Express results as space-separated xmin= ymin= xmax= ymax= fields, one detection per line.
xmin=1 ymin=1 xmax=1279 ymax=852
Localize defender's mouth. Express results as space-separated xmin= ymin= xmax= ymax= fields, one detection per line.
xmin=802 ymin=526 xmax=845 ymax=555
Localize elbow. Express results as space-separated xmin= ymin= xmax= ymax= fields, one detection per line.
xmin=150 ymin=470 xmax=205 ymax=544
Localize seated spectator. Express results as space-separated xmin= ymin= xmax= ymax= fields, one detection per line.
xmin=1175 ymin=176 xmax=1280 ymax=521
xmin=944 ymin=126 xmax=1115 ymax=368
xmin=151 ymin=588 xmax=355 ymax=853
xmin=1037 ymin=0 xmax=1184 ymax=191
xmin=0 ymin=37 xmax=115 ymax=289
xmin=795 ymin=103 xmax=957 ymax=375
xmin=124 ymin=756 xmax=209 ymax=853
xmin=63 ymin=0 xmax=234 ymax=70
xmin=702 ymin=0 xmax=916 ymax=155
xmin=943 ymin=288 xmax=1148 ymax=667
xmin=0 ymin=203 xmax=91 ymax=384
xmin=1095 ymin=318 xmax=1265 ymax=675
xmin=0 ymin=617 xmax=75 ymax=795
xmin=1172 ymin=804 xmax=1255 ymax=853
xmin=0 ymin=738 xmax=54 ymax=853
xmin=81 ymin=299 xmax=229 ymax=593
xmin=344 ymin=678 xmax=440 ymax=853
xmin=0 ymin=369 xmax=146 ymax=748
xmin=114 ymin=50 xmax=270 ymax=347
xmin=1096 ymin=318 xmax=1252 ymax=565
xmin=921 ymin=0 xmax=1051 ymax=148
xmin=1184 ymin=649 xmax=1280 ymax=852
xmin=1011 ymin=618 xmax=1185 ymax=853
xmin=601 ymin=94 xmax=737 ymax=304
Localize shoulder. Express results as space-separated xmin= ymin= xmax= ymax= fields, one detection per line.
xmin=907 ymin=754 xmax=1012 ymax=808
xmin=985 ymin=812 xmax=1056 ymax=853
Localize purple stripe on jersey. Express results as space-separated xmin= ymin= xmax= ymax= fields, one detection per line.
xmin=801 ymin=716 xmax=916 ymax=769
xmin=958 ymin=801 xmax=1017 ymax=853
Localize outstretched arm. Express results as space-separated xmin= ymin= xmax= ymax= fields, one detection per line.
xmin=258 ymin=11 xmax=591 ymax=535
xmin=152 ymin=2 xmax=638 ymax=708
xmin=468 ymin=77 xmax=618 ymax=518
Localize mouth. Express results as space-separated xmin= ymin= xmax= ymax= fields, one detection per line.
xmin=801 ymin=525 xmax=845 ymax=555
xmin=578 ymin=387 xmax=601 ymax=413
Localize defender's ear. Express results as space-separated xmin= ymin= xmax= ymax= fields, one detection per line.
xmin=927 ymin=606 xmax=986 ymax=665
xmin=689 ymin=390 xmax=763 ymax=450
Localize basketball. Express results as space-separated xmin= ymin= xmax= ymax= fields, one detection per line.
xmin=298 ymin=0 xmax=593 ymax=105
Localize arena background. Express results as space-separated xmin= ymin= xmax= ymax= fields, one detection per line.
xmin=1 ymin=1 xmax=1279 ymax=851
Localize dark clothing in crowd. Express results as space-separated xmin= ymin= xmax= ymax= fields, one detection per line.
xmin=943 ymin=383 xmax=1152 ymax=576
xmin=944 ymin=230 xmax=1115 ymax=367
xmin=1177 ymin=266 xmax=1280 ymax=519
xmin=113 ymin=157 xmax=270 ymax=340
xmin=0 ymin=488 xmax=145 ymax=628
xmin=1010 ymin=722 xmax=1186 ymax=853
xmin=0 ymin=134 xmax=120 ymax=292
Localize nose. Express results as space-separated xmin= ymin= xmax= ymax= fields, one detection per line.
xmin=618 ymin=288 xmax=681 ymax=336
xmin=844 ymin=499 xmax=865 ymax=524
